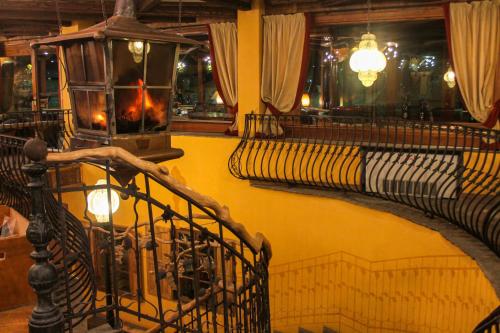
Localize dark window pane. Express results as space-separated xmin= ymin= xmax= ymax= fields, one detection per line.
xmin=89 ymin=90 xmax=107 ymax=131
xmin=144 ymin=88 xmax=169 ymax=132
xmin=114 ymin=88 xmax=142 ymax=134
xmin=113 ymin=40 xmax=144 ymax=86
xmin=147 ymin=43 xmax=176 ymax=86
xmin=306 ymin=20 xmax=467 ymax=122
xmin=64 ymin=42 xmax=85 ymax=83
xmin=83 ymin=41 xmax=105 ymax=83
xmin=73 ymin=90 xmax=90 ymax=129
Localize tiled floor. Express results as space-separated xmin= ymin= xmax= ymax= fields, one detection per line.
xmin=0 ymin=305 xmax=31 ymax=333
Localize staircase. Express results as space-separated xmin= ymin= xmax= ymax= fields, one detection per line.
xmin=0 ymin=121 xmax=272 ymax=332
xmin=1 ymin=111 xmax=499 ymax=332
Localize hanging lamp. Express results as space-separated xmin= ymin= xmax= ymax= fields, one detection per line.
xmin=443 ymin=66 xmax=456 ymax=88
xmin=301 ymin=93 xmax=311 ymax=107
xmin=349 ymin=0 xmax=386 ymax=87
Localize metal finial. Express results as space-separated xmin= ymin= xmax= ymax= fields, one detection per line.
xmin=23 ymin=137 xmax=48 ymax=162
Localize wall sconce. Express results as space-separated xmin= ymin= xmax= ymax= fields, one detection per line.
xmin=87 ymin=179 xmax=120 ymax=223
xmin=301 ymin=93 xmax=311 ymax=107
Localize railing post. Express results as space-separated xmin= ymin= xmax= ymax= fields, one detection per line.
xmin=22 ymin=137 xmax=64 ymax=333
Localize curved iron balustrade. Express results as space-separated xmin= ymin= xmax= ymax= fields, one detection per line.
xmin=0 ymin=134 xmax=94 ymax=330
xmin=0 ymin=109 xmax=74 ymax=150
xmin=0 ymin=111 xmax=271 ymax=332
xmin=229 ymin=114 xmax=499 ymax=256
xmin=473 ymin=306 xmax=500 ymax=333
xmin=44 ymin=150 xmax=271 ymax=332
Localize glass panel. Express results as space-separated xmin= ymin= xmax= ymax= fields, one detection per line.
xmin=0 ymin=56 xmax=33 ymax=112
xmin=83 ymin=41 xmax=105 ymax=83
xmin=114 ymin=88 xmax=142 ymax=134
xmin=88 ymin=90 xmax=107 ymax=131
xmin=112 ymin=40 xmax=144 ymax=86
xmin=305 ymin=20 xmax=469 ymax=122
xmin=73 ymin=90 xmax=90 ymax=129
xmin=146 ymin=43 xmax=176 ymax=86
xmin=37 ymin=50 xmax=60 ymax=109
xmin=144 ymin=89 xmax=169 ymax=132
xmin=172 ymin=51 xmax=230 ymax=121
xmin=64 ymin=42 xmax=85 ymax=83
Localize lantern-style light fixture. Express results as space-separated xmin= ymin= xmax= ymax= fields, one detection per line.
xmin=348 ymin=0 xmax=386 ymax=87
xmin=301 ymin=93 xmax=311 ymax=107
xmin=443 ymin=66 xmax=456 ymax=88
xmin=87 ymin=179 xmax=120 ymax=223
xmin=32 ymin=0 xmax=200 ymax=163
xmin=349 ymin=33 xmax=387 ymax=87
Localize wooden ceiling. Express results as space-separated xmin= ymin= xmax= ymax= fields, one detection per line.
xmin=265 ymin=0 xmax=449 ymax=14
xmin=0 ymin=0 xmax=250 ymax=39
xmin=0 ymin=0 xmax=450 ymax=40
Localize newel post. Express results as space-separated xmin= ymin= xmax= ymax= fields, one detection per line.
xmin=22 ymin=137 xmax=64 ymax=333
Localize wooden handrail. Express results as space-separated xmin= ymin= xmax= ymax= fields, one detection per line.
xmin=46 ymin=147 xmax=272 ymax=259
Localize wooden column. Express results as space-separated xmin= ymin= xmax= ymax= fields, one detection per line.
xmin=31 ymin=48 xmax=40 ymax=111
xmin=197 ymin=54 xmax=205 ymax=105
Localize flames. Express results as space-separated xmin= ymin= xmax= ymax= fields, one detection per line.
xmin=120 ymin=79 xmax=166 ymax=125
xmin=93 ymin=113 xmax=106 ymax=128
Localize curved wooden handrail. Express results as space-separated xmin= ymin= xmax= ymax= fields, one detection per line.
xmin=46 ymin=147 xmax=272 ymax=259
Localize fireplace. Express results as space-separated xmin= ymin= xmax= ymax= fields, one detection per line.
xmin=32 ymin=0 xmax=199 ymax=162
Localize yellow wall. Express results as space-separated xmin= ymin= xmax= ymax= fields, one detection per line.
xmin=69 ymin=134 xmax=498 ymax=332
xmin=237 ymin=0 xmax=265 ymax=134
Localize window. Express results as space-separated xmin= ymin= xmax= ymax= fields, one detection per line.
xmin=64 ymin=40 xmax=107 ymax=132
xmin=171 ymin=50 xmax=234 ymax=133
xmin=37 ymin=49 xmax=60 ymax=109
xmin=305 ymin=20 xmax=472 ymax=123
xmin=113 ymin=40 xmax=175 ymax=134
xmin=0 ymin=56 xmax=32 ymax=112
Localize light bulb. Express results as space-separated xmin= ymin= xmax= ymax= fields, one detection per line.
xmin=215 ymin=91 xmax=223 ymax=105
xmin=443 ymin=66 xmax=456 ymax=88
xmin=128 ymin=41 xmax=150 ymax=64
xmin=87 ymin=179 xmax=120 ymax=223
xmin=349 ymin=33 xmax=387 ymax=87
xmin=301 ymin=93 xmax=311 ymax=107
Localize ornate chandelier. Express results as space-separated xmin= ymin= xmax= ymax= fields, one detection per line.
xmin=348 ymin=0 xmax=386 ymax=87
xmin=349 ymin=33 xmax=387 ymax=87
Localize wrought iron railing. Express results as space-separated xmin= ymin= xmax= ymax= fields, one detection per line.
xmin=0 ymin=109 xmax=74 ymax=150
xmin=473 ymin=306 xmax=500 ymax=333
xmin=229 ymin=114 xmax=499 ymax=256
xmin=0 ymin=133 xmax=271 ymax=332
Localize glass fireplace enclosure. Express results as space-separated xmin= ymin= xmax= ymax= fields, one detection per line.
xmin=63 ymin=39 xmax=178 ymax=138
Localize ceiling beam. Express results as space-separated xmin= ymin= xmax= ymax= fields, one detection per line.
xmin=313 ymin=6 xmax=445 ymax=26
xmin=139 ymin=0 xmax=162 ymax=12
xmin=204 ymin=0 xmax=251 ymax=10
xmin=266 ymin=0 xmax=448 ymax=14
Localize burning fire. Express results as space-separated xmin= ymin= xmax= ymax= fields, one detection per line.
xmin=93 ymin=113 xmax=106 ymax=128
xmin=120 ymin=79 xmax=166 ymax=125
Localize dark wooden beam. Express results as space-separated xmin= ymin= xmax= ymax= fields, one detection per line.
xmin=139 ymin=0 xmax=162 ymax=12
xmin=204 ymin=0 xmax=251 ymax=10
xmin=313 ymin=6 xmax=445 ymax=26
xmin=266 ymin=0 xmax=448 ymax=15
